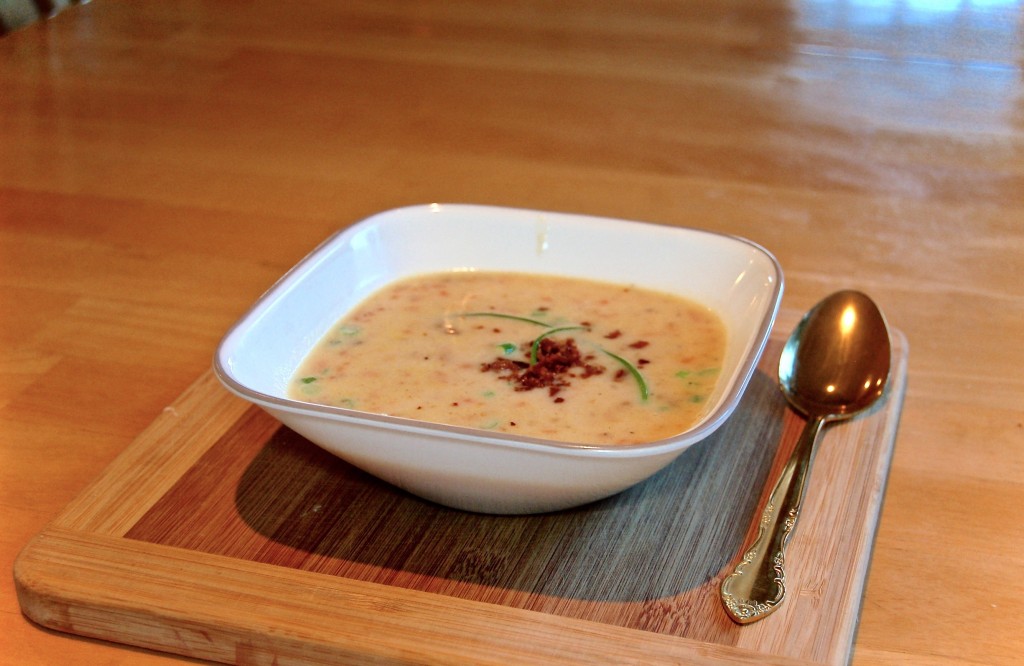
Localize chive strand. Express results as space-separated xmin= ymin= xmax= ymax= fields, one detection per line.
xmin=456 ymin=312 xmax=553 ymax=327
xmin=602 ymin=349 xmax=650 ymax=401
xmin=529 ymin=326 xmax=588 ymax=364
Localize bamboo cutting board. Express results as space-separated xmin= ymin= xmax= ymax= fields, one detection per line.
xmin=15 ymin=313 xmax=908 ymax=665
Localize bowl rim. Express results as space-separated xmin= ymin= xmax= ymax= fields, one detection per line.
xmin=213 ymin=203 xmax=784 ymax=458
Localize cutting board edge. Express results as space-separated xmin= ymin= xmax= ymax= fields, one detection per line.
xmin=48 ymin=371 xmax=254 ymax=537
xmin=730 ymin=326 xmax=908 ymax=664
xmin=15 ymin=526 xmax=816 ymax=666
xmin=832 ymin=328 xmax=909 ymax=665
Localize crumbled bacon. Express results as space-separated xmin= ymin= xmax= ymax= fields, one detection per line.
xmin=481 ymin=337 xmax=605 ymax=400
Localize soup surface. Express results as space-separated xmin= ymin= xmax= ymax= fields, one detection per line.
xmin=289 ymin=271 xmax=726 ymax=445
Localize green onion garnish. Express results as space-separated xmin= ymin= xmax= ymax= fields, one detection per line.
xmin=603 ymin=349 xmax=650 ymax=401
xmin=530 ymin=326 xmax=588 ymax=364
xmin=456 ymin=312 xmax=552 ymax=327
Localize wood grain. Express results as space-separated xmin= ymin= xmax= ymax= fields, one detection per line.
xmin=18 ymin=529 xmax=815 ymax=666
xmin=3 ymin=1 xmax=1023 ymax=664
xmin=14 ymin=323 xmax=908 ymax=664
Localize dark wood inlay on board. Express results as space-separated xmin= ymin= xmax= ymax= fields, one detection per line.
xmin=126 ymin=343 xmax=794 ymax=642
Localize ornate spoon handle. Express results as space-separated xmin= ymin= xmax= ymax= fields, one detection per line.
xmin=720 ymin=415 xmax=826 ymax=624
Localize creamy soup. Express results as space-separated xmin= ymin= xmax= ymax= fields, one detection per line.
xmin=289 ymin=271 xmax=726 ymax=445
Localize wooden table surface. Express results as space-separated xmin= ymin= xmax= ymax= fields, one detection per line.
xmin=2 ymin=1 xmax=1022 ymax=664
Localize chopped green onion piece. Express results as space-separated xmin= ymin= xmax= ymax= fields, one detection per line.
xmin=530 ymin=326 xmax=588 ymax=365
xmin=300 ymin=376 xmax=318 ymax=384
xmin=603 ymin=349 xmax=650 ymax=401
xmin=499 ymin=342 xmax=517 ymax=355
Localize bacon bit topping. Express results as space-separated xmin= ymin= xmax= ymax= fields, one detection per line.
xmin=481 ymin=336 xmax=605 ymax=400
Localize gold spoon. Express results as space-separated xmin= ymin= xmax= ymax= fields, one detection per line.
xmin=720 ymin=290 xmax=892 ymax=624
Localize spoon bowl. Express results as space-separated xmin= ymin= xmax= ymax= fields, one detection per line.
xmin=780 ymin=290 xmax=891 ymax=419
xmin=721 ymin=290 xmax=891 ymax=624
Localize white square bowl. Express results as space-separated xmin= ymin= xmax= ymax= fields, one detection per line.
xmin=214 ymin=204 xmax=783 ymax=514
